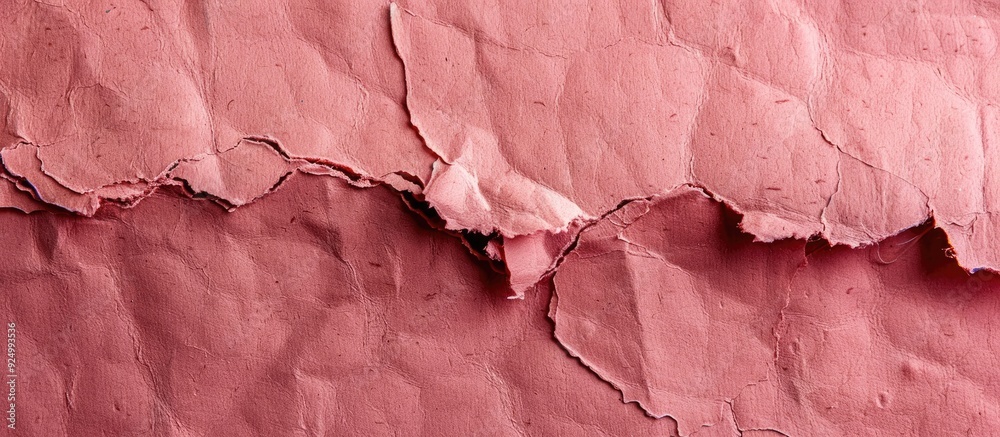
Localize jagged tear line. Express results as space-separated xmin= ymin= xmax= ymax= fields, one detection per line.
xmin=380 ymin=2 xmax=991 ymax=292
xmin=397 ymin=189 xmax=506 ymax=274
xmin=0 ymin=2 xmax=992 ymax=293
xmin=386 ymin=3 xmax=452 ymax=169
xmin=0 ymin=137 xmax=515 ymax=285
xmin=0 ymin=131 xmax=981 ymax=433
xmin=0 ymin=133 xmax=516 ymax=293
xmin=539 ymin=274 xmax=688 ymax=437
xmin=0 ymin=138 xmax=987 ymax=294
xmin=0 ymin=137 xmax=406 ymax=210
xmin=0 ymin=4 xmax=991 ymax=434
xmin=545 ymin=186 xmax=955 ymax=432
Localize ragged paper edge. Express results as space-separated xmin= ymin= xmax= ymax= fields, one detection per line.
xmin=0 ymin=3 xmax=991 ymax=298
xmin=542 ymin=185 xmax=945 ymax=434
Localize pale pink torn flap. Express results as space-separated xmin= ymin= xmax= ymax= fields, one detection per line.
xmin=389 ymin=1 xmax=695 ymax=237
xmin=0 ymin=143 xmax=100 ymax=215
xmin=0 ymin=176 xmax=48 ymax=214
xmin=169 ymin=139 xmax=298 ymax=208
xmin=500 ymin=226 xmax=579 ymax=298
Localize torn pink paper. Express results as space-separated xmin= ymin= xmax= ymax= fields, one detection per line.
xmin=6 ymin=162 xmax=995 ymax=435
xmin=0 ymin=174 xmax=678 ymax=436
xmin=390 ymin=1 xmax=699 ymax=236
xmin=551 ymin=186 xmax=1000 ymax=435
xmin=169 ymin=139 xmax=297 ymax=208
xmin=1 ymin=143 xmax=100 ymax=215
xmin=744 ymin=226 xmax=1000 ymax=436
xmin=0 ymin=177 xmax=47 ymax=214
xmin=388 ymin=0 xmax=1000 ymax=275
xmin=4 ymin=0 xmax=1000 ymax=290
xmin=2 ymin=1 xmax=1000 ymax=434
xmin=0 ymin=0 xmax=433 ymax=206
xmin=551 ymin=187 xmax=805 ymax=435
xmin=500 ymin=227 xmax=580 ymax=295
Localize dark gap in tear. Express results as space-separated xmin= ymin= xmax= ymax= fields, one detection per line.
xmin=243 ymin=136 xmax=291 ymax=159
xmin=398 ymin=190 xmax=444 ymax=225
xmin=461 ymin=229 xmax=496 ymax=254
xmin=304 ymin=159 xmax=367 ymax=183
xmin=390 ymin=170 xmax=425 ymax=189
xmin=267 ymin=171 xmax=294 ymax=194
xmin=398 ymin=189 xmax=505 ymax=274
xmin=172 ymin=177 xmax=236 ymax=210
xmin=916 ymin=220 xmax=968 ymax=277
xmin=805 ymin=236 xmax=831 ymax=258
xmin=720 ymin=203 xmax=756 ymax=245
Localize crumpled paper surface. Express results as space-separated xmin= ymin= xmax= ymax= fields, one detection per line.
xmin=553 ymin=187 xmax=1000 ymax=435
xmin=388 ymin=0 xmax=1000 ymax=282
xmin=4 ymin=0 xmax=1000 ymax=289
xmin=0 ymin=174 xmax=677 ymax=436
xmin=3 ymin=0 xmax=1000 ymax=435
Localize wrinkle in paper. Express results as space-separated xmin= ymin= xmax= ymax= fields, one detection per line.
xmin=551 ymin=186 xmax=1000 ymax=435
xmin=4 ymin=0 xmax=1000 ymax=279
xmin=0 ymin=175 xmax=679 ymax=436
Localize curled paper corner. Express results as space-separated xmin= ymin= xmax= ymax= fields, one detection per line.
xmin=422 ymin=159 xmax=589 ymax=238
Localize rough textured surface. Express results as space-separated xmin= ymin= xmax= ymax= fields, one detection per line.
xmin=388 ymin=0 xmax=1000 ymax=277
xmin=0 ymin=0 xmax=433 ymax=211
xmin=552 ymin=187 xmax=1000 ymax=435
xmin=3 ymin=0 xmax=1000 ymax=435
xmin=0 ymin=174 xmax=678 ymax=436
xmin=4 ymin=0 xmax=1000 ymax=284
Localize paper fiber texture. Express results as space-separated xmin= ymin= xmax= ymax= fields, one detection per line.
xmin=552 ymin=187 xmax=1000 ymax=435
xmin=2 ymin=0 xmax=999 ymax=435
xmin=1 ymin=175 xmax=678 ymax=435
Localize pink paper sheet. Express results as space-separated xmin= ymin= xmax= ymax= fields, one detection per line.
xmin=3 ymin=0 xmax=1000 ymax=435
xmin=553 ymin=187 xmax=1000 ymax=435
xmin=1 ymin=175 xmax=678 ymax=435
